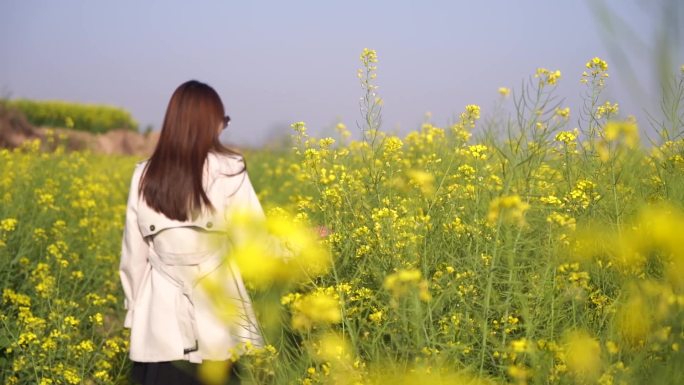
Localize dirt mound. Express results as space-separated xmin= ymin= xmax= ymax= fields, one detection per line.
xmin=0 ymin=103 xmax=38 ymax=148
xmin=94 ymin=129 xmax=159 ymax=156
xmin=0 ymin=104 xmax=159 ymax=156
xmin=32 ymin=127 xmax=160 ymax=156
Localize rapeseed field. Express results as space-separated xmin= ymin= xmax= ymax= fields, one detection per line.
xmin=2 ymin=51 xmax=684 ymax=384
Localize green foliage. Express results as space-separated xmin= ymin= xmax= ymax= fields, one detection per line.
xmin=4 ymin=99 xmax=138 ymax=133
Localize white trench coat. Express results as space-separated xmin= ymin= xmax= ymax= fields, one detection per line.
xmin=119 ymin=151 xmax=265 ymax=363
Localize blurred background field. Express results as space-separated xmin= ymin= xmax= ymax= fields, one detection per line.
xmin=3 ymin=99 xmax=138 ymax=134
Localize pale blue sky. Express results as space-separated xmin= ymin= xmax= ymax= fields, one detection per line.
xmin=1 ymin=1 xmax=681 ymax=146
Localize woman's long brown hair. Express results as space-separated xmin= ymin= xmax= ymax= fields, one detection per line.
xmin=138 ymin=80 xmax=245 ymax=222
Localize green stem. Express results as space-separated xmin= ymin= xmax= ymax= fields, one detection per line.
xmin=478 ymin=220 xmax=503 ymax=375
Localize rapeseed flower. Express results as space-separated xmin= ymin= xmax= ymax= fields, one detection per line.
xmin=555 ymin=107 xmax=570 ymax=119
xmin=462 ymin=104 xmax=481 ymax=122
xmin=616 ymin=293 xmax=653 ymax=348
xmin=596 ymin=101 xmax=619 ymax=119
xmin=468 ymin=144 xmax=489 ymax=160
xmin=384 ymin=268 xmax=431 ymax=302
xmin=311 ymin=332 xmax=352 ymax=363
xmin=383 ymin=136 xmax=404 ymax=156
xmin=564 ymin=330 xmax=602 ymax=380
xmin=535 ymin=68 xmax=562 ymax=86
xmin=406 ymin=169 xmax=435 ymax=196
xmin=225 ymin=208 xmax=331 ymax=289
xmin=369 ymin=310 xmax=383 ymax=323
xmin=0 ymin=218 xmax=18 ymax=232
xmin=360 ymin=48 xmax=378 ymax=65
xmin=335 ymin=122 xmax=351 ymax=139
xmin=603 ymin=118 xmax=639 ymax=147
xmin=510 ymin=338 xmax=530 ymax=353
xmin=487 ymin=195 xmax=530 ymax=226
xmin=89 ymin=312 xmax=103 ymax=326
xmin=546 ymin=212 xmax=576 ymax=230
xmin=554 ymin=129 xmax=578 ymax=146
xmin=582 ymin=57 xmax=610 ymax=86
xmin=291 ymin=292 xmax=341 ymax=330
xmin=586 ymin=56 xmax=608 ymax=73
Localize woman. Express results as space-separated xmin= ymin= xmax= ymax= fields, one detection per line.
xmin=119 ymin=80 xmax=264 ymax=384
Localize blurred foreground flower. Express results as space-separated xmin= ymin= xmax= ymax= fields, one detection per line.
xmin=310 ymin=332 xmax=352 ymax=364
xmin=291 ymin=291 xmax=341 ymax=331
xmin=487 ymin=195 xmax=530 ymax=227
xmin=198 ymin=360 xmax=233 ymax=385
xmin=597 ymin=118 xmax=640 ymax=162
xmin=407 ymin=169 xmax=436 ymax=196
xmin=366 ymin=364 xmax=497 ymax=385
xmin=226 ymin=208 xmax=332 ymax=290
xmin=568 ymin=203 xmax=684 ymax=355
xmin=571 ymin=203 xmax=684 ymax=286
xmin=384 ymin=268 xmax=431 ymax=303
xmin=564 ymin=330 xmax=602 ymax=381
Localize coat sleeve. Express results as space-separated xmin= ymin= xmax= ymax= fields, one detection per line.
xmin=119 ymin=164 xmax=150 ymax=328
xmin=223 ymin=170 xmax=296 ymax=261
xmin=224 ymin=170 xmax=265 ymax=221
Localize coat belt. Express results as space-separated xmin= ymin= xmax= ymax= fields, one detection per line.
xmin=147 ymin=246 xmax=226 ymax=354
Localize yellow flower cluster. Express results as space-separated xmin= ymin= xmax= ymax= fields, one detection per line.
xmin=564 ymin=179 xmax=601 ymax=211
xmin=360 ymin=47 xmax=378 ymax=66
xmin=1 ymin=217 xmax=18 ymax=232
xmin=597 ymin=118 xmax=640 ymax=162
xmin=554 ymin=107 xmax=570 ymax=119
xmin=604 ymin=118 xmax=639 ymax=146
xmin=582 ymin=56 xmax=609 ymax=86
xmin=535 ymin=67 xmax=562 ymax=86
xmin=467 ymin=144 xmax=489 ymax=160
xmin=463 ymin=104 xmax=481 ymax=121
xmin=0 ymin=217 xmax=18 ymax=248
xmin=215 ymin=208 xmax=331 ymax=290
xmin=547 ymin=211 xmax=576 ymax=230
xmin=586 ymin=56 xmax=608 ymax=73
xmin=290 ymin=291 xmax=341 ymax=331
xmin=596 ymin=101 xmax=619 ymax=119
xmin=564 ymin=330 xmax=602 ymax=380
xmin=406 ymin=169 xmax=435 ymax=195
xmin=554 ymin=128 xmax=578 ymax=146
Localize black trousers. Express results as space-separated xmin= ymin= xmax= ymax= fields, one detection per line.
xmin=130 ymin=360 xmax=241 ymax=385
